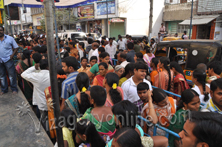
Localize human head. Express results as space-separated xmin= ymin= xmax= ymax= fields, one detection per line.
xmin=150 ymin=57 xmax=159 ymax=69
xmin=152 ymin=88 xmax=168 ymax=107
xmin=175 ymin=33 xmax=178 ymax=37
xmin=134 ymin=61 xmax=148 ymax=80
xmin=192 ymin=69 xmax=209 ymax=102
xmin=112 ymin=100 xmax=138 ymax=128
xmin=179 ymin=111 xmax=222 ymax=147
xmin=114 ymin=65 xmax=125 ymax=78
xmin=137 ymin=82 xmax=150 ymax=103
xmin=112 ymin=127 xmax=142 ymax=147
xmin=99 ymin=52 xmax=110 ymax=64
xmin=145 ymin=46 xmax=151 ymax=53
xmin=159 ymin=57 xmax=171 ymax=91
xmin=151 ymin=38 xmax=155 ymax=44
xmin=32 ymin=46 xmax=41 ymax=54
xmin=134 ymin=52 xmax=143 ymax=62
xmin=39 ymin=59 xmax=49 ymax=70
xmin=98 ymin=47 xmax=105 ymax=54
xmin=109 ymin=38 xmax=113 ymax=45
xmin=196 ymin=63 xmax=207 ymax=72
xmin=92 ymin=42 xmax=99 ymax=50
xmin=90 ymin=86 xmax=107 ymax=107
xmin=207 ymin=61 xmax=222 ymax=76
xmin=80 ymin=57 xmax=88 ymax=67
xmin=161 ymin=23 xmax=164 ymax=26
xmin=76 ymin=119 xmax=106 ymax=147
xmin=122 ymin=63 xmax=134 ymax=78
xmin=127 ymin=42 xmax=134 ymax=50
xmin=158 ymin=32 xmax=161 ymax=37
xmin=89 ymin=56 xmax=97 ymax=67
xmin=98 ymin=62 xmax=108 ymax=77
xmin=32 ymin=53 xmax=42 ymax=64
xmin=210 ymin=78 xmax=222 ymax=109
xmin=60 ymin=109 xmax=75 ymax=130
xmin=119 ymin=36 xmax=122 ymax=41
xmin=39 ymin=45 xmax=47 ymax=54
xmin=0 ymin=26 xmax=4 ymax=37
xmin=170 ymin=61 xmax=185 ymax=78
xmin=117 ymin=52 xmax=127 ymax=63
xmin=177 ymin=89 xmax=200 ymax=111
xmin=184 ymin=31 xmax=187 ymax=35
xmin=68 ymin=41 xmax=76 ymax=49
xmin=62 ymin=56 xmax=79 ymax=74
xmin=87 ymin=38 xmax=93 ymax=44
xmin=79 ymin=42 xmax=85 ymax=49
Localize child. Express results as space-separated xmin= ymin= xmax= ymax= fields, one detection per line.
xmin=77 ymin=57 xmax=89 ymax=73
xmin=89 ymin=56 xmax=98 ymax=68
xmin=207 ymin=61 xmax=222 ymax=83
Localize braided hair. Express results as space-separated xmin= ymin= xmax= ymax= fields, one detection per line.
xmin=160 ymin=57 xmax=171 ymax=91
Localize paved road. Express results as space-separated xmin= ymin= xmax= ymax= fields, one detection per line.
xmin=0 ymin=88 xmax=53 ymax=147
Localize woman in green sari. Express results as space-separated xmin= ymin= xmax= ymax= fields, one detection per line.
xmin=16 ymin=50 xmax=34 ymax=105
xmin=168 ymin=89 xmax=200 ymax=147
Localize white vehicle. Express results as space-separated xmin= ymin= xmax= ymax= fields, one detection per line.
xmin=61 ymin=32 xmax=86 ymax=41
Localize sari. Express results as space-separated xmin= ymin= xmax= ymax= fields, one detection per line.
xmin=93 ymin=75 xmax=105 ymax=87
xmin=143 ymin=53 xmax=155 ymax=68
xmin=65 ymin=94 xmax=81 ymax=117
xmin=173 ymin=74 xmax=190 ymax=95
xmin=154 ymin=70 xmax=174 ymax=92
xmin=104 ymin=87 xmax=124 ymax=107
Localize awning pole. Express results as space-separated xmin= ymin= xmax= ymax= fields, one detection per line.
xmin=43 ymin=0 xmax=64 ymax=147
xmin=106 ymin=0 xmax=108 ymax=37
xmin=7 ymin=5 xmax=13 ymax=35
xmin=189 ymin=0 xmax=194 ymax=39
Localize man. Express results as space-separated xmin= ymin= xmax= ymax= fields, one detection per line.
xmin=202 ymin=78 xmax=222 ymax=114
xmin=117 ymin=52 xmax=129 ymax=68
xmin=179 ymin=111 xmax=222 ymax=147
xmin=105 ymin=38 xmax=116 ymax=58
xmin=85 ymin=38 xmax=93 ymax=54
xmin=121 ymin=61 xmax=152 ymax=114
xmin=117 ymin=36 xmax=126 ymax=51
xmin=88 ymin=42 xmax=99 ymax=60
xmin=156 ymin=32 xmax=163 ymax=44
xmin=21 ymin=59 xmax=50 ymax=123
xmin=60 ymin=56 xmax=79 ymax=110
xmin=126 ymin=42 xmax=135 ymax=63
xmin=0 ymin=26 xmax=19 ymax=95
xmin=174 ymin=33 xmax=178 ymax=37
xmin=182 ymin=31 xmax=188 ymax=39
xmin=112 ymin=37 xmax=118 ymax=47
xmin=127 ymin=35 xmax=134 ymax=43
xmin=159 ymin=23 xmax=165 ymax=35
xmin=150 ymin=38 xmax=156 ymax=53
xmin=207 ymin=61 xmax=222 ymax=83
xmin=134 ymin=40 xmax=140 ymax=53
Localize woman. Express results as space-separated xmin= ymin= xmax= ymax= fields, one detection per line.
xmin=92 ymin=62 xmax=108 ymax=87
xmin=65 ymin=72 xmax=91 ymax=118
xmin=143 ymin=88 xmax=176 ymax=136
xmin=87 ymin=52 xmax=114 ymax=79
xmin=168 ymin=89 xmax=200 ymax=147
xmin=118 ymin=63 xmax=134 ymax=87
xmin=192 ymin=69 xmax=211 ymax=106
xmin=69 ymin=42 xmax=79 ymax=59
xmin=134 ymin=52 xmax=143 ymax=63
xmin=82 ymin=86 xmax=116 ymax=138
xmin=16 ymin=50 xmax=33 ymax=105
xmin=78 ymin=42 xmax=86 ymax=58
xmin=114 ymin=65 xmax=124 ymax=78
xmin=154 ymin=57 xmax=174 ymax=92
xmin=150 ymin=58 xmax=159 ymax=85
xmin=75 ymin=119 xmax=106 ymax=147
xmin=143 ymin=46 xmax=155 ymax=68
xmin=103 ymin=73 xmax=123 ymax=107
xmin=170 ymin=61 xmax=190 ymax=96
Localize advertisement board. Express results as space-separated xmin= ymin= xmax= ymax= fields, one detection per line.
xmin=78 ymin=4 xmax=94 ymax=19
xmin=97 ymin=1 xmax=115 ymax=16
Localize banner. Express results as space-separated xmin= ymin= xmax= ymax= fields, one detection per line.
xmin=78 ymin=4 xmax=94 ymax=20
xmin=97 ymin=0 xmax=115 ymax=16
xmin=0 ymin=0 xmax=4 ymax=9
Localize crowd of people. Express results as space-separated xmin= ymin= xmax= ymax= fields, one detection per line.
xmin=0 ymin=25 xmax=222 ymax=147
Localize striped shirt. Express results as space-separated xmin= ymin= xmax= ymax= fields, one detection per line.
xmin=61 ymin=71 xmax=79 ymax=99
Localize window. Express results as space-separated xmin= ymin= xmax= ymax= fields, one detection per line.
xmin=177 ymin=25 xmax=190 ymax=34
xmin=180 ymin=0 xmax=187 ymax=3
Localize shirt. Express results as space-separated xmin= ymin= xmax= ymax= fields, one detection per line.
xmin=0 ymin=35 xmax=19 ymax=63
xmin=21 ymin=66 xmax=50 ymax=111
xmin=105 ymin=44 xmax=116 ymax=58
xmin=134 ymin=44 xmax=140 ymax=53
xmin=117 ymin=40 xmax=126 ymax=50
xmin=61 ymin=71 xmax=79 ymax=99
xmin=88 ymin=49 xmax=94 ymax=61
xmin=91 ymin=48 xmax=99 ymax=59
xmin=121 ymin=76 xmax=152 ymax=103
xmin=85 ymin=44 xmax=92 ymax=53
xmin=77 ymin=66 xmax=90 ymax=73
xmin=126 ymin=50 xmax=135 ymax=63
xmin=120 ymin=60 xmax=129 ymax=68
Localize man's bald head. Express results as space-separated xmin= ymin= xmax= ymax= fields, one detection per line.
xmin=196 ymin=63 xmax=207 ymax=71
xmin=92 ymin=42 xmax=99 ymax=50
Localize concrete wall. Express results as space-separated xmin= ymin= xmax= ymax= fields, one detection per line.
xmin=214 ymin=15 xmax=222 ymax=40
xmin=32 ymin=13 xmax=43 ymax=26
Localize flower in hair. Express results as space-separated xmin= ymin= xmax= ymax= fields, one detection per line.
xmin=112 ymin=83 xmax=117 ymax=89
xmin=81 ymin=87 xmax=87 ymax=93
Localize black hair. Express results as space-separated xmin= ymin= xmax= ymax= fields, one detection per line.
xmin=207 ymin=61 xmax=222 ymax=75
xmin=98 ymin=62 xmax=108 ymax=69
xmin=79 ymin=42 xmax=85 ymax=49
xmin=65 ymin=47 xmax=71 ymax=53
xmin=151 ymin=38 xmax=155 ymax=42
xmin=99 ymin=52 xmax=110 ymax=59
xmin=151 ymin=58 xmax=159 ymax=68
xmin=112 ymin=100 xmax=138 ymax=128
xmin=57 ymin=65 xmax=66 ymax=75
xmin=90 ymin=86 xmax=106 ymax=107
xmin=113 ymin=127 xmax=143 ymax=147
xmin=87 ymin=38 xmax=93 ymax=44
xmin=98 ymin=47 xmax=105 ymax=53
xmin=119 ymin=52 xmax=127 ymax=59
xmin=105 ymin=73 xmax=122 ymax=105
xmin=81 ymin=57 xmax=88 ymax=62
xmin=101 ymin=40 xmax=105 ymax=45
xmin=177 ymin=89 xmax=199 ymax=111
xmin=95 ymin=40 xmax=100 ymax=45
xmin=39 ymin=59 xmax=48 ymax=70
xmin=60 ymin=109 xmax=75 ymax=130
xmin=22 ymin=50 xmax=32 ymax=67
xmin=184 ymin=31 xmax=187 ymax=34
xmin=152 ymin=88 xmax=167 ymax=104
xmin=160 ymin=57 xmax=171 ymax=91
xmin=76 ymin=119 xmax=106 ymax=147
xmin=188 ymin=111 xmax=222 ymax=147
xmin=145 ymin=46 xmax=151 ymax=53
xmin=134 ymin=61 xmax=148 ymax=71
xmin=196 ymin=63 xmax=207 ymax=71
xmin=39 ymin=45 xmax=47 ymax=53
xmin=0 ymin=26 xmax=4 ymax=31
xmin=109 ymin=38 xmax=113 ymax=41
xmin=62 ymin=56 xmax=79 ymax=71
xmin=193 ymin=69 xmax=209 ymax=102
xmin=32 ymin=46 xmax=41 ymax=52
xmin=137 ymin=82 xmax=149 ymax=91
xmin=170 ymin=61 xmax=186 ymax=79
xmin=69 ymin=42 xmax=76 ymax=47
xmin=135 ymin=52 xmax=143 ymax=59
xmin=76 ymin=73 xmax=91 ymax=114
xmin=90 ymin=56 xmax=98 ymax=62
xmin=210 ymin=78 xmax=222 ymax=92
xmin=136 ymin=58 xmax=145 ymax=63
xmin=127 ymin=42 xmax=134 ymax=50
xmin=122 ymin=63 xmax=134 ymax=77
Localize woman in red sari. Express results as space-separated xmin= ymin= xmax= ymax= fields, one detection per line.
xmin=170 ymin=61 xmax=190 ymax=96
xmin=93 ymin=62 xmax=108 ymax=87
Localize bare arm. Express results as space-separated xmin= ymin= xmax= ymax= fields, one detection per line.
xmin=64 ymin=140 xmax=69 ymax=147
xmin=147 ymin=90 xmax=158 ymax=124
xmin=86 ymin=70 xmax=95 ymax=79
xmin=10 ymin=48 xmax=18 ymax=59
xmin=60 ymin=99 xmax=65 ymax=112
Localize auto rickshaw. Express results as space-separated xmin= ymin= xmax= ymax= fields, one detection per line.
xmin=154 ymin=40 xmax=222 ymax=80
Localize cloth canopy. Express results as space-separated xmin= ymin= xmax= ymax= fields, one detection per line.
xmin=4 ymin=0 xmax=96 ymax=8
xmin=179 ymin=15 xmax=219 ymax=25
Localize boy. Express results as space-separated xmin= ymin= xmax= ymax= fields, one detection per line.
xmin=77 ymin=57 xmax=89 ymax=73
xmin=207 ymin=61 xmax=222 ymax=83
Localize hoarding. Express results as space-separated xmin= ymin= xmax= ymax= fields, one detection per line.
xmin=97 ymin=0 xmax=115 ymax=16
xmin=78 ymin=4 xmax=94 ymax=19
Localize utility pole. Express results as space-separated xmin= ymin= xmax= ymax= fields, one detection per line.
xmin=149 ymin=0 xmax=153 ymax=40
xmin=43 ymin=0 xmax=64 ymax=147
xmin=189 ymin=0 xmax=194 ymax=39
xmin=7 ymin=5 xmax=13 ymax=35
xmin=20 ymin=8 xmax=23 ymax=30
xmin=68 ymin=8 xmax=71 ymax=30
xmin=106 ymin=0 xmax=108 ymax=37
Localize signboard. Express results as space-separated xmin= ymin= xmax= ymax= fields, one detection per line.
xmin=36 ymin=0 xmax=60 ymax=2
xmin=97 ymin=1 xmax=115 ymax=16
xmin=78 ymin=4 xmax=94 ymax=19
xmin=0 ymin=0 xmax=4 ymax=9
xmin=111 ymin=18 xmax=124 ymax=22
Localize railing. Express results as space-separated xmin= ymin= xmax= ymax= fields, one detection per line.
xmin=152 ymin=86 xmax=181 ymax=98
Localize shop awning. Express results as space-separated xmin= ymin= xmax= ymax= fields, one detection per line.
xmin=179 ymin=15 xmax=219 ymax=25
xmin=4 ymin=0 xmax=97 ymax=8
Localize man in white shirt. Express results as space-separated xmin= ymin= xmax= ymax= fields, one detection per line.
xmin=117 ymin=52 xmax=129 ymax=68
xmin=88 ymin=42 xmax=99 ymax=60
xmin=105 ymin=38 xmax=116 ymax=58
xmin=113 ymin=37 xmax=118 ymax=47
xmin=121 ymin=61 xmax=152 ymax=114
xmin=117 ymin=36 xmax=126 ymax=50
